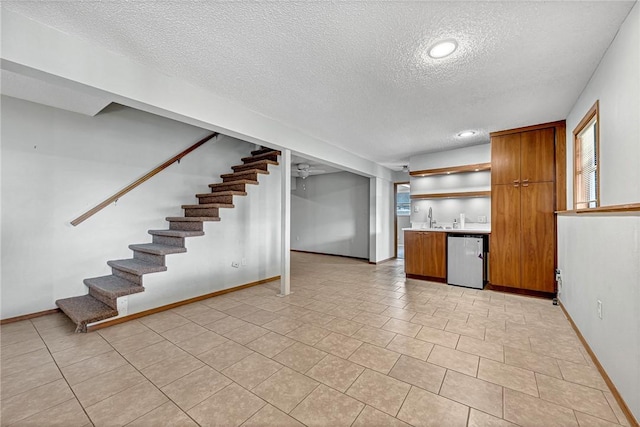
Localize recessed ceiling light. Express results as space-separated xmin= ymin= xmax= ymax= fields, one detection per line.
xmin=428 ymin=39 xmax=457 ymax=59
xmin=457 ymin=130 xmax=476 ymax=138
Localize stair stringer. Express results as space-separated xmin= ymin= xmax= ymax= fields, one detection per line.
xmin=84 ymin=156 xmax=282 ymax=329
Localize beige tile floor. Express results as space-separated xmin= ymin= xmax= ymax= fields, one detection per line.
xmin=0 ymin=252 xmax=632 ymax=427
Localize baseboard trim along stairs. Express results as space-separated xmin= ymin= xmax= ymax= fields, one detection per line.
xmin=56 ymin=147 xmax=280 ymax=332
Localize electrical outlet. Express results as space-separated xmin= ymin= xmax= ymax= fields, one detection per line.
xmin=241 ymin=258 xmax=247 ymax=266
xmin=597 ymin=300 xmax=603 ymax=319
xmin=478 ymin=215 xmax=487 ymax=223
xmin=555 ymin=269 xmax=562 ymax=281
xmin=413 ymin=205 xmax=419 ymax=213
xmin=231 ymin=261 xmax=240 ymax=268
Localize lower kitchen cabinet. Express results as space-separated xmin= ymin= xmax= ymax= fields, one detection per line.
xmin=404 ymin=231 xmax=446 ymax=280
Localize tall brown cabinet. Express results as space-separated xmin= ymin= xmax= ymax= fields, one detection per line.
xmin=490 ymin=122 xmax=566 ymax=294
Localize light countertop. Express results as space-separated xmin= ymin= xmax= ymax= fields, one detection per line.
xmin=403 ymin=227 xmax=491 ymax=234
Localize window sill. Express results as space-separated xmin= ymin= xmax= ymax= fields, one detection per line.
xmin=556 ymin=203 xmax=640 ymax=216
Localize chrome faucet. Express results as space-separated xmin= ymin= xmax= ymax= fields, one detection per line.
xmin=428 ymin=207 xmax=434 ymax=228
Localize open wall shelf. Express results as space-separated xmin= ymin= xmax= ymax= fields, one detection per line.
xmin=410 ymin=162 xmax=491 ymax=177
xmin=411 ymin=191 xmax=491 ymax=200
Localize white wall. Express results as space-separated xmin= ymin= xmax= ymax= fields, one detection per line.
xmin=291 ymin=172 xmax=369 ymax=259
xmin=410 ymin=144 xmax=491 ymax=170
xmin=1 ymin=97 xmax=281 ymax=319
xmin=411 ymin=197 xmax=491 ymax=229
xmin=559 ymin=3 xmax=640 ymax=421
xmin=409 ymin=144 xmax=491 ymax=228
xmin=557 ymin=216 xmax=639 ymax=419
xmin=369 ymin=177 xmax=395 ymax=263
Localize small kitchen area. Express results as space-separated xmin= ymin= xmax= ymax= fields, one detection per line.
xmin=403 ymin=143 xmax=492 ymax=289
xmin=403 ymin=122 xmax=564 ymax=297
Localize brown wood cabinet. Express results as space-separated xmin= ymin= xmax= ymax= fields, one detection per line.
xmin=404 ymin=231 xmax=423 ymax=276
xmin=490 ymin=123 xmax=564 ymax=294
xmin=404 ymin=231 xmax=446 ymax=280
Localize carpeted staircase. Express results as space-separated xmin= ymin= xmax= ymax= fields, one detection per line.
xmin=56 ymin=147 xmax=280 ymax=332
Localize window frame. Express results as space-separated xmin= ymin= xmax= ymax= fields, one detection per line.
xmin=573 ymin=100 xmax=600 ymax=210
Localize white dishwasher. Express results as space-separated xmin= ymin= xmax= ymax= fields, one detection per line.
xmin=447 ymin=234 xmax=485 ymax=289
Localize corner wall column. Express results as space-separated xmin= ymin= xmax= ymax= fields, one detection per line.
xmin=369 ymin=177 xmax=378 ymax=263
xmin=279 ymin=149 xmax=291 ymax=296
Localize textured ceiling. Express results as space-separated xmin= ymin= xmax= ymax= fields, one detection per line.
xmin=3 ymin=1 xmax=635 ymax=170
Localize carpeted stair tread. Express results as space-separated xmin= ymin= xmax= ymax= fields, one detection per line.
xmin=107 ymin=258 xmax=168 ymax=275
xmin=128 ymin=243 xmax=187 ymax=255
xmin=166 ymin=216 xmax=220 ymax=222
xmin=57 ymin=145 xmax=283 ymax=332
xmin=195 ymin=190 xmax=247 ymax=198
xmin=209 ymin=179 xmax=258 ymax=188
xmin=241 ymin=152 xmax=281 ymax=163
xmin=232 ymin=160 xmax=278 ymax=171
xmin=181 ymin=203 xmax=234 ymax=209
xmin=56 ymin=295 xmax=118 ymax=332
xmin=220 ymin=169 xmax=269 ymax=179
xmin=148 ymin=229 xmax=205 ymax=237
xmin=251 ymin=148 xmax=281 ymax=156
xmin=84 ymin=275 xmax=144 ymax=298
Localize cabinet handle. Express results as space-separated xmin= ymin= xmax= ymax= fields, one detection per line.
xmin=513 ymin=179 xmax=520 ymax=184
xmin=513 ymin=183 xmax=520 ymax=187
xmin=522 ymin=183 xmax=529 ymax=187
xmin=523 ymin=178 xmax=529 ymax=183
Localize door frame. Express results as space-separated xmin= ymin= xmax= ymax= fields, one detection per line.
xmin=394 ymin=181 xmax=410 ymax=259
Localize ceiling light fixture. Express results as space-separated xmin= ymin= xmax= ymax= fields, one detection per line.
xmin=402 ymin=165 xmax=409 ymax=173
xmin=428 ymin=39 xmax=458 ymax=59
xmin=457 ymin=130 xmax=476 ymax=138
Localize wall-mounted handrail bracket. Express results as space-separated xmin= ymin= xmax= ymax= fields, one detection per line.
xmin=70 ymin=132 xmax=218 ymax=226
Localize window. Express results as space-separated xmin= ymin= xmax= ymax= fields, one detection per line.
xmin=396 ymin=191 xmax=411 ymax=215
xmin=573 ymin=100 xmax=600 ymax=209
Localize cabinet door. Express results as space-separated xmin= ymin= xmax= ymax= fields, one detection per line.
xmin=521 ymin=128 xmax=555 ymax=183
xmin=491 ymin=133 xmax=521 ymax=185
xmin=404 ymin=231 xmax=423 ymax=275
xmin=520 ymin=182 xmax=555 ymax=292
xmin=423 ymin=232 xmax=446 ymax=278
xmin=490 ymin=184 xmax=521 ymax=287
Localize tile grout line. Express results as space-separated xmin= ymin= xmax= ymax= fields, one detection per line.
xmin=100 ymin=327 xmax=205 ymax=426
xmin=31 ymin=318 xmax=96 ymax=427
xmin=275 ymin=328 xmax=415 ymax=425
xmin=7 ymin=254 xmax=621 ymax=427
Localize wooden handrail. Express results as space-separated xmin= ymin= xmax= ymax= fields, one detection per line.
xmin=71 ymin=132 xmax=218 ymax=226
